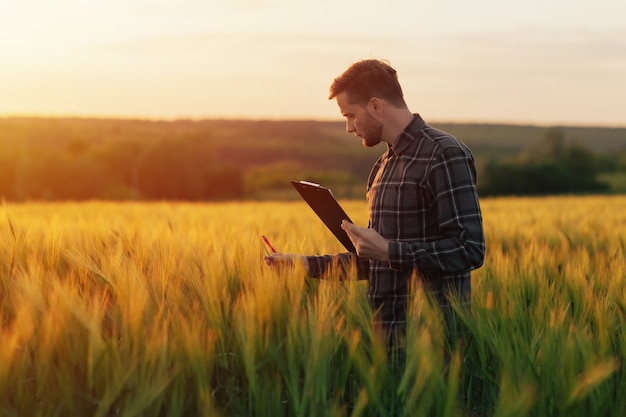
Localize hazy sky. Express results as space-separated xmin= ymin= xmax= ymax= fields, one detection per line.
xmin=1 ymin=0 xmax=625 ymax=126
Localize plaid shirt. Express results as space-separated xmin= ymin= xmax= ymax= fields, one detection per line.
xmin=307 ymin=114 xmax=485 ymax=342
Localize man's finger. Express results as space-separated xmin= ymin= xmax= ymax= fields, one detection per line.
xmin=341 ymin=219 xmax=357 ymax=234
xmin=341 ymin=220 xmax=365 ymax=256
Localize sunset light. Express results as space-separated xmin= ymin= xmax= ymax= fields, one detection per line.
xmin=2 ymin=3 xmax=626 ymax=416
xmin=1 ymin=0 xmax=625 ymax=126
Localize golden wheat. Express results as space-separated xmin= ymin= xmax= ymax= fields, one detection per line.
xmin=0 ymin=196 xmax=624 ymax=416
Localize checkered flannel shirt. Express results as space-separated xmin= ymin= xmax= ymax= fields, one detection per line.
xmin=307 ymin=114 xmax=485 ymax=342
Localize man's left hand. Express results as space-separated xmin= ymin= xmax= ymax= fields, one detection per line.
xmin=341 ymin=220 xmax=390 ymax=262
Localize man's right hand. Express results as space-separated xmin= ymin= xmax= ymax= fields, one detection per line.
xmin=264 ymin=253 xmax=310 ymax=275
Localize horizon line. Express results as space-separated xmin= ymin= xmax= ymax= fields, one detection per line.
xmin=1 ymin=112 xmax=625 ymax=130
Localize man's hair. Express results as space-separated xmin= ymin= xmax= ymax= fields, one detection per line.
xmin=329 ymin=59 xmax=407 ymax=108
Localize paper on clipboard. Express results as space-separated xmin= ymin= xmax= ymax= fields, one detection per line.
xmin=290 ymin=180 xmax=356 ymax=252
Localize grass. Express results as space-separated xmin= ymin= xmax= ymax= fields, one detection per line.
xmin=0 ymin=196 xmax=625 ymax=416
xmin=599 ymin=172 xmax=626 ymax=193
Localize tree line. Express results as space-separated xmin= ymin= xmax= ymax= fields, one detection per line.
xmin=478 ymin=129 xmax=622 ymax=196
xmin=0 ymin=136 xmax=243 ymax=201
xmin=0 ymin=119 xmax=624 ymax=201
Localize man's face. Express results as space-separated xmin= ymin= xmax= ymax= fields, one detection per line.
xmin=336 ymin=92 xmax=383 ymax=148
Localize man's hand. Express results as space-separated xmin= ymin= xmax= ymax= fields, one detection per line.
xmin=341 ymin=220 xmax=390 ymax=262
xmin=264 ymin=253 xmax=310 ymax=274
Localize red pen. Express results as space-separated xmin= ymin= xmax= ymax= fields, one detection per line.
xmin=262 ymin=235 xmax=277 ymax=254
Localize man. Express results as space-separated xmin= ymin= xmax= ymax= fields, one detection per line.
xmin=265 ymin=59 xmax=485 ymax=349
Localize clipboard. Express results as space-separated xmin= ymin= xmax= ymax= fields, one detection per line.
xmin=290 ymin=181 xmax=356 ymax=252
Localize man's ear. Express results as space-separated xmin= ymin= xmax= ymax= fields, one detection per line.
xmin=368 ymin=97 xmax=384 ymax=116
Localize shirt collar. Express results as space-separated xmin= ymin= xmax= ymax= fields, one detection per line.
xmin=387 ymin=113 xmax=426 ymax=156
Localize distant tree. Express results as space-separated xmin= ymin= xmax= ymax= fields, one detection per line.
xmin=128 ymin=136 xmax=244 ymax=201
xmin=18 ymin=152 xmax=107 ymax=200
xmin=545 ymin=128 xmax=566 ymax=159
xmin=203 ymin=165 xmax=244 ymax=200
xmin=594 ymin=153 xmax=619 ymax=173
xmin=96 ymin=140 xmax=145 ymax=197
xmin=136 ymin=138 xmax=206 ymax=200
xmin=479 ymin=129 xmax=609 ymax=196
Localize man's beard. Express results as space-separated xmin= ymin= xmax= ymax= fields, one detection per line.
xmin=359 ymin=115 xmax=383 ymax=148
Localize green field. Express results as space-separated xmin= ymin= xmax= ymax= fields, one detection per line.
xmin=1 ymin=196 xmax=625 ymax=416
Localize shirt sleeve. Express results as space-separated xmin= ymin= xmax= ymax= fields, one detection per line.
xmin=306 ymin=252 xmax=369 ymax=280
xmin=388 ymin=146 xmax=485 ymax=274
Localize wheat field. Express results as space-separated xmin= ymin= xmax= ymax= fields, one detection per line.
xmin=0 ymin=196 xmax=625 ymax=417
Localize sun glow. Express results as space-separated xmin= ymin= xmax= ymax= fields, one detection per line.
xmin=1 ymin=0 xmax=625 ymax=126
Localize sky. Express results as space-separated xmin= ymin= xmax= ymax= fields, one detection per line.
xmin=1 ymin=0 xmax=625 ymax=127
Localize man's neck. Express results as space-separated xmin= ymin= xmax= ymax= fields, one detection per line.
xmin=381 ymin=108 xmax=416 ymax=146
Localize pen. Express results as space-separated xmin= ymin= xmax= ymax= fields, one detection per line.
xmin=262 ymin=235 xmax=277 ymax=254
